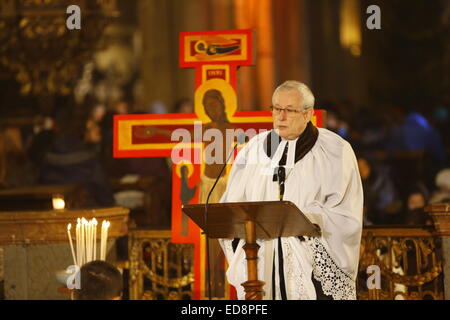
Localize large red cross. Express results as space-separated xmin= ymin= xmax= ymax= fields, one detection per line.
xmin=114 ymin=29 xmax=324 ymax=299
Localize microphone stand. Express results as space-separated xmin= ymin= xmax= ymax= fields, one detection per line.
xmin=204 ymin=139 xmax=242 ymax=300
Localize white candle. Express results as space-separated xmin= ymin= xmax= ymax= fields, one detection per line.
xmin=100 ymin=220 xmax=105 ymax=260
xmin=101 ymin=220 xmax=110 ymax=261
xmin=81 ymin=218 xmax=87 ymax=265
xmin=86 ymin=220 xmax=90 ymax=263
xmin=76 ymin=218 xmax=80 ymax=266
xmin=80 ymin=218 xmax=83 ymax=266
xmin=100 ymin=221 xmax=103 ymax=261
xmin=67 ymin=224 xmax=77 ymax=266
xmin=85 ymin=218 xmax=89 ymax=263
xmin=104 ymin=221 xmax=110 ymax=261
xmin=93 ymin=218 xmax=97 ymax=260
xmin=84 ymin=218 xmax=89 ymax=263
xmin=90 ymin=219 xmax=94 ymax=261
xmin=89 ymin=220 xmax=93 ymax=262
xmin=88 ymin=220 xmax=91 ymax=262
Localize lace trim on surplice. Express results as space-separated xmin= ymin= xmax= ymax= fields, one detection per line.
xmin=307 ymin=237 xmax=356 ymax=300
xmin=283 ymin=239 xmax=312 ymax=300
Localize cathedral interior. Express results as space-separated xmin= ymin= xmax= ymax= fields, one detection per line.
xmin=0 ymin=0 xmax=449 ymax=301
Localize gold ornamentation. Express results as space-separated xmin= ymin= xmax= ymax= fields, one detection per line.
xmin=427 ymin=203 xmax=450 ymax=236
xmin=0 ymin=0 xmax=118 ymax=95
xmin=127 ymin=226 xmax=444 ymax=300
xmin=358 ymin=227 xmax=444 ymax=300
xmin=128 ymin=230 xmax=194 ymax=300
xmin=0 ymin=207 xmax=129 ymax=245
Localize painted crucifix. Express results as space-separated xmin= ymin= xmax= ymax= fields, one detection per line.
xmin=114 ymin=29 xmax=325 ymax=300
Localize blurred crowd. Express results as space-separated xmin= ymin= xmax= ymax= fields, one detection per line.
xmin=0 ymin=95 xmax=449 ymax=227
xmin=0 ymin=95 xmax=195 ymax=228
xmin=324 ymin=102 xmax=450 ymax=226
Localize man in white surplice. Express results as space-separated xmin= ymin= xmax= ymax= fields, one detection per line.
xmin=219 ymin=81 xmax=363 ymax=300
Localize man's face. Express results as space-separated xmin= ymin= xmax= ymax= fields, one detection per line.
xmin=408 ymin=193 xmax=425 ymax=211
xmin=272 ymin=90 xmax=313 ymax=140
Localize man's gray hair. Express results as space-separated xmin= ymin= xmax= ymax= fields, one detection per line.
xmin=272 ymin=80 xmax=315 ymax=110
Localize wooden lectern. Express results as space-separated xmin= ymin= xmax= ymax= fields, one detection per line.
xmin=182 ymin=200 xmax=321 ymax=300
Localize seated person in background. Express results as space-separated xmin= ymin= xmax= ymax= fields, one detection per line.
xmin=0 ymin=126 xmax=37 ymax=188
xmin=173 ymin=98 xmax=194 ymax=114
xmin=387 ymin=112 xmax=447 ymax=165
xmin=404 ymin=184 xmax=433 ymax=226
xmin=30 ymin=103 xmax=114 ymax=207
xmin=429 ymin=168 xmax=450 ymax=203
xmin=71 ymin=261 xmax=123 ymax=300
xmin=357 ymin=155 xmax=402 ymax=225
xmin=387 ymin=111 xmax=447 ymax=189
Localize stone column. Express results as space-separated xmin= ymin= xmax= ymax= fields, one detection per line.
xmin=234 ymin=0 xmax=275 ymax=110
xmin=137 ymin=0 xmax=174 ymax=111
xmin=137 ymin=0 xmax=210 ymax=112
xmin=427 ymin=203 xmax=450 ymax=300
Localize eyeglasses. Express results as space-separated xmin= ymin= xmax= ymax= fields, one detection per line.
xmin=269 ymin=105 xmax=306 ymax=116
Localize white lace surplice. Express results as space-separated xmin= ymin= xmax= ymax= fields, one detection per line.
xmin=219 ymin=128 xmax=363 ymax=300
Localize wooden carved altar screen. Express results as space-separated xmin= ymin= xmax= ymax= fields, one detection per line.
xmin=126 ymin=226 xmax=445 ymax=300
xmin=358 ymin=227 xmax=444 ymax=300
xmin=128 ymin=230 xmax=194 ymax=300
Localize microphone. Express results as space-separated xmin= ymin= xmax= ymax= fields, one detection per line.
xmin=204 ymin=133 xmax=248 ymax=300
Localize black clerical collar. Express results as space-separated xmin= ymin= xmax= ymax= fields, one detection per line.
xmin=264 ymin=121 xmax=319 ymax=164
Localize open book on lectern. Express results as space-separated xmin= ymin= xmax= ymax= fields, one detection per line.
xmin=182 ymin=200 xmax=321 ymax=239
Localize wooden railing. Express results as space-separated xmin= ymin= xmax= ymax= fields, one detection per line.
xmin=127 ymin=226 xmax=445 ymax=300
xmin=357 ymin=226 xmax=444 ymax=300
xmin=128 ymin=229 xmax=194 ymax=300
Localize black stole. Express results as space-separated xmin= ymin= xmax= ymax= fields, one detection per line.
xmin=266 ymin=121 xmax=319 ymax=299
xmin=232 ymin=122 xmax=322 ymax=299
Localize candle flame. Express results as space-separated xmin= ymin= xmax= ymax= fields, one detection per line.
xmin=68 ymin=223 xmax=71 ymax=231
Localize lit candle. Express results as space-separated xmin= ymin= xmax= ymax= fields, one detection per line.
xmin=76 ymin=218 xmax=81 ymax=266
xmin=79 ymin=219 xmax=82 ymax=265
xmin=84 ymin=218 xmax=89 ymax=263
xmin=81 ymin=218 xmax=87 ymax=266
xmin=89 ymin=219 xmax=93 ymax=262
xmin=104 ymin=221 xmax=110 ymax=261
xmin=67 ymin=223 xmax=77 ymax=266
xmin=93 ymin=218 xmax=97 ymax=260
xmin=100 ymin=220 xmax=105 ymax=260
xmin=89 ymin=219 xmax=94 ymax=262
xmin=86 ymin=220 xmax=91 ymax=263
xmin=100 ymin=220 xmax=110 ymax=261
